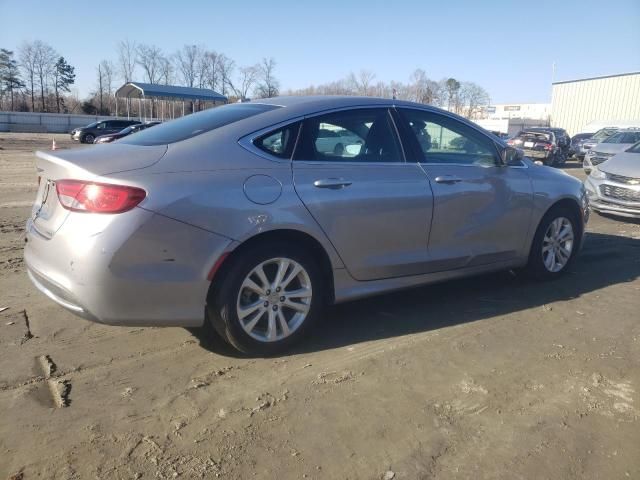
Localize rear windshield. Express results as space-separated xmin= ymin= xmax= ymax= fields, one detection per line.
xmin=517 ymin=131 xmax=552 ymax=142
xmin=118 ymin=103 xmax=280 ymax=146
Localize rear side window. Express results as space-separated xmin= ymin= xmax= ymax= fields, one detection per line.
xmin=254 ymin=123 xmax=300 ymax=159
xmin=119 ymin=103 xmax=280 ymax=146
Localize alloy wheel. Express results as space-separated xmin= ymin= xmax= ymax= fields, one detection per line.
xmin=542 ymin=217 xmax=574 ymax=273
xmin=236 ymin=257 xmax=312 ymax=342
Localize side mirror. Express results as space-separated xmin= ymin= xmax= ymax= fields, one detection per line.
xmin=501 ymin=146 xmax=524 ymax=166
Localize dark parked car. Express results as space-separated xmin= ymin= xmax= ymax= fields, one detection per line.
xmin=525 ymin=127 xmax=570 ymax=157
xmin=569 ymin=132 xmax=594 ymax=159
xmin=94 ymin=121 xmax=162 ymax=144
xmin=508 ymin=128 xmax=566 ymax=166
xmin=70 ymin=119 xmax=141 ymax=144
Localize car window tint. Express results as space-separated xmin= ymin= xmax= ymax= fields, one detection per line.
xmin=254 ymin=123 xmax=299 ymax=159
xmin=604 ymin=133 xmax=625 ymax=143
xmin=120 ymin=103 xmax=280 ymax=146
xmin=623 ymin=132 xmax=640 ymax=143
xmin=399 ymin=109 xmax=498 ymax=166
xmin=294 ymin=108 xmax=402 ymax=163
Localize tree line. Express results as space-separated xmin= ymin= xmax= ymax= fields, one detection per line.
xmin=1 ymin=40 xmax=490 ymax=120
xmin=284 ymin=70 xmax=490 ymax=119
xmin=0 ymin=40 xmax=280 ymax=115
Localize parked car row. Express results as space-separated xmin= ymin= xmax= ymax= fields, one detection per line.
xmin=70 ymin=120 xmax=160 ymax=144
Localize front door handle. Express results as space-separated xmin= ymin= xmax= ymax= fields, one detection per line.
xmin=313 ymin=178 xmax=353 ymax=189
xmin=434 ymin=175 xmax=463 ymax=184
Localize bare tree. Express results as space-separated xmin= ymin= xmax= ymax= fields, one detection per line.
xmin=175 ymin=44 xmax=203 ymax=88
xmin=228 ymin=65 xmax=258 ymax=100
xmin=136 ymin=44 xmax=163 ymax=84
xmin=349 ymin=69 xmax=376 ymax=96
xmin=96 ymin=62 xmax=106 ymax=114
xmin=117 ymin=39 xmax=137 ymax=83
xmin=101 ymin=60 xmax=115 ymax=112
xmin=216 ymin=54 xmax=235 ymax=96
xmin=459 ymin=81 xmax=490 ymax=119
xmin=254 ymin=57 xmax=279 ymax=98
xmin=33 ymin=41 xmax=57 ymax=112
xmin=19 ymin=42 xmax=38 ymax=111
xmin=159 ymin=56 xmax=174 ymax=85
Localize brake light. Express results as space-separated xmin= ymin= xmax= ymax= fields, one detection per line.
xmin=55 ymin=180 xmax=146 ymax=214
xmin=535 ymin=142 xmax=553 ymax=151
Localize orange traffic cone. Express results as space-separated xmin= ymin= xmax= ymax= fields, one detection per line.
xmin=51 ymin=138 xmax=57 ymax=151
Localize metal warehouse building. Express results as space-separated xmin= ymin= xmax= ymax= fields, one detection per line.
xmin=551 ymin=72 xmax=640 ymax=135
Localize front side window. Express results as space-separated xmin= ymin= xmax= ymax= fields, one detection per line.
xmin=399 ymin=108 xmax=498 ymax=166
xmin=254 ymin=123 xmax=299 ymax=159
xmin=294 ymin=108 xmax=403 ymax=163
xmin=96 ymin=122 xmax=107 ymax=130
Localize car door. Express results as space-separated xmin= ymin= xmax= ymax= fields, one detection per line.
xmin=396 ymin=108 xmax=533 ymax=270
xmin=292 ymin=107 xmax=434 ymax=281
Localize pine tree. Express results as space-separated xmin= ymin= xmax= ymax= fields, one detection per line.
xmin=0 ymin=49 xmax=25 ymax=111
xmin=53 ymin=56 xmax=75 ymax=113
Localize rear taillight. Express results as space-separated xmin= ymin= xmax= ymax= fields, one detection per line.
xmin=55 ymin=180 xmax=146 ymax=214
xmin=535 ymin=142 xmax=554 ymax=151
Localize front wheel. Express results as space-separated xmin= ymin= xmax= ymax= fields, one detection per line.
xmin=524 ymin=207 xmax=580 ymax=280
xmin=82 ymin=133 xmax=95 ymax=144
xmin=207 ymin=243 xmax=325 ymax=355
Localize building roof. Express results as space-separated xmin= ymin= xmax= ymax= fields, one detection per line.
xmin=115 ymin=82 xmax=227 ymax=102
xmin=552 ymin=71 xmax=640 ymax=85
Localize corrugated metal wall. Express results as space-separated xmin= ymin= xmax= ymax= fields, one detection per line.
xmin=551 ymin=73 xmax=640 ymax=135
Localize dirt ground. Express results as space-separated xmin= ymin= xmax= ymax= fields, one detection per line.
xmin=0 ymin=132 xmax=639 ymax=480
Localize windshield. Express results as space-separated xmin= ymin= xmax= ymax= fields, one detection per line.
xmin=593 ymin=128 xmax=617 ymax=141
xmin=119 ymin=126 xmax=135 ymax=134
xmin=84 ymin=122 xmax=99 ymax=128
xmin=603 ymin=132 xmax=625 ymax=143
xmin=118 ymin=103 xmax=280 ymax=146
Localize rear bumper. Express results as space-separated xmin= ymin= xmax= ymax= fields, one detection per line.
xmin=25 ymin=210 xmax=233 ymax=327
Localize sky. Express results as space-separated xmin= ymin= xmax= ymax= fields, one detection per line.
xmin=1 ymin=0 xmax=639 ymax=104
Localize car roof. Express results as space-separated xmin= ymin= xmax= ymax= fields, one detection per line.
xmin=225 ymin=95 xmax=490 ymax=140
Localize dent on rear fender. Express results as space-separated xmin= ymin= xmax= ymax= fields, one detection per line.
xmin=110 ymin=213 xmax=233 ymax=282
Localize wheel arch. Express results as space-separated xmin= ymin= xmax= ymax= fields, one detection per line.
xmin=528 ymin=196 xmax=585 ymax=256
xmin=207 ymin=228 xmax=336 ymax=305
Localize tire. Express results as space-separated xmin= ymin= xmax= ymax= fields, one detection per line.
xmin=207 ymin=242 xmax=325 ymax=355
xmin=524 ymin=206 xmax=580 ymax=280
xmin=82 ymin=133 xmax=95 ymax=144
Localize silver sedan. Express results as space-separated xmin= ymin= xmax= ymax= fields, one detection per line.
xmin=25 ymin=96 xmax=588 ymax=354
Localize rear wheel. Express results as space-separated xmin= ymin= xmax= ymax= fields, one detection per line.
xmin=524 ymin=206 xmax=580 ymax=280
xmin=207 ymin=243 xmax=325 ymax=355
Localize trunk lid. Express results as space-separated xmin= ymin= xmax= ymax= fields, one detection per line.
xmin=31 ymin=144 xmax=167 ymax=238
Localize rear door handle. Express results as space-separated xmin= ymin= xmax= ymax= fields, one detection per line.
xmin=434 ymin=175 xmax=463 ymax=184
xmin=313 ymin=178 xmax=353 ymax=189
